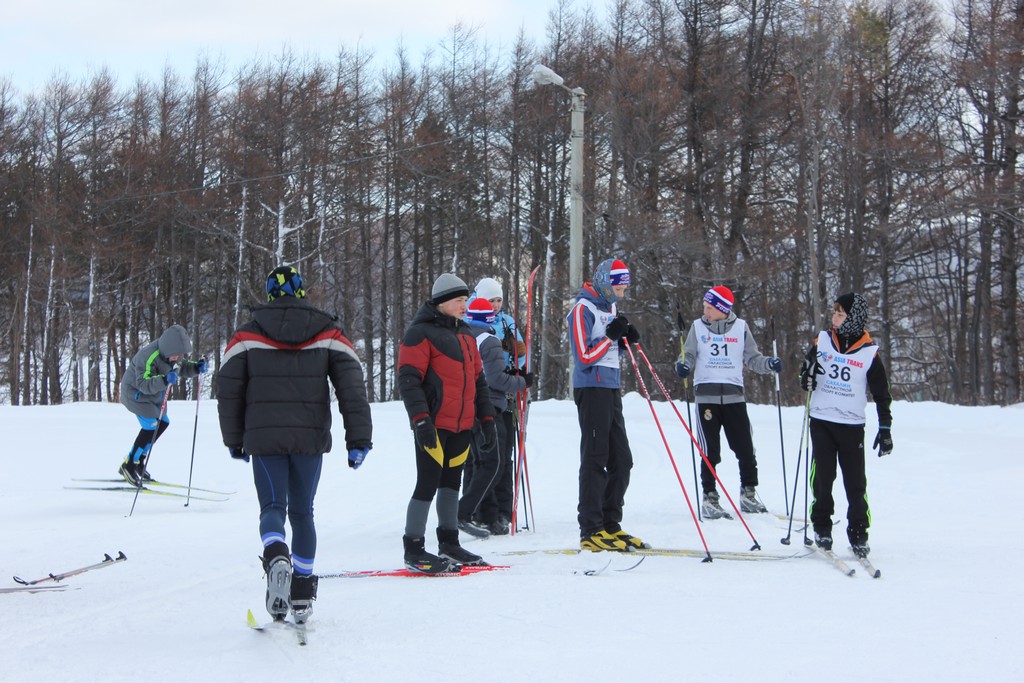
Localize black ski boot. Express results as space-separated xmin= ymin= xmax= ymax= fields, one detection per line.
xmin=262 ymin=541 xmax=292 ymax=620
xmin=138 ymin=456 xmax=153 ymax=483
xmin=119 ymin=459 xmax=141 ymax=486
xmin=437 ymin=527 xmax=488 ymax=566
xmin=290 ymin=574 xmax=318 ymax=624
xmin=403 ymin=535 xmax=454 ymax=574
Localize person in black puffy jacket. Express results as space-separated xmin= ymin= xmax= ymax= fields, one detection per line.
xmin=217 ymin=266 xmax=372 ymax=625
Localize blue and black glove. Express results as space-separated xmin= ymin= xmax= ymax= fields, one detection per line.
xmin=675 ymin=361 xmax=691 ymax=379
xmin=873 ymin=427 xmax=893 ymax=457
xmin=196 ymin=358 xmax=209 ymax=374
xmin=348 ymin=446 xmax=370 ymax=469
xmin=229 ymin=447 xmax=249 ymax=463
xmin=165 ymin=370 xmax=179 ymax=385
xmin=767 ymin=357 xmax=782 ymax=373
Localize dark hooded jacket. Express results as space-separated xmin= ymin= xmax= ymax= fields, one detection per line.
xmin=216 ymin=297 xmax=372 ymax=456
xmin=397 ymin=301 xmax=495 ymax=432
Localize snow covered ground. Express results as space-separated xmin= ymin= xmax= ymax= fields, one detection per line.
xmin=3 ymin=395 xmax=1021 ymax=682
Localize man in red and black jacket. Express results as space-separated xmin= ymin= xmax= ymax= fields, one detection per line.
xmin=398 ymin=273 xmax=496 ymax=573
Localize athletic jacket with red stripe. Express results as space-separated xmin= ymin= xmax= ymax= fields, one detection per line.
xmin=397 ymin=301 xmax=495 ymax=432
xmin=568 ymin=283 xmax=622 ymax=389
xmin=216 ymin=297 xmax=372 ymax=457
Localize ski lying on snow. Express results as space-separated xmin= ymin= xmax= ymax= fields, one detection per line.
xmin=501 ymin=548 xmax=810 ymax=562
xmin=71 ymin=478 xmax=235 ymax=496
xmin=1 ymin=584 xmax=75 ymax=594
xmin=14 ymin=551 xmax=127 ymax=585
xmin=321 ymin=565 xmax=508 ymax=579
xmin=246 ymin=609 xmax=307 ymax=646
xmin=63 ymin=485 xmax=228 ymax=502
xmin=575 ymin=555 xmax=646 ymax=576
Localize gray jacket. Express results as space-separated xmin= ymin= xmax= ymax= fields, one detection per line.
xmin=682 ymin=313 xmax=772 ymax=405
xmin=120 ymin=325 xmax=196 ymax=418
xmin=466 ymin=322 xmax=527 ymax=412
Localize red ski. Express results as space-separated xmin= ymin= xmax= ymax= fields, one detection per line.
xmin=511 ymin=265 xmax=541 ymax=535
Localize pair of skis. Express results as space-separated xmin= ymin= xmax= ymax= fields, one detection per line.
xmin=5 ymin=551 xmax=128 ymax=593
xmin=65 ymin=478 xmax=233 ymax=503
xmin=808 ymin=543 xmax=882 ymax=578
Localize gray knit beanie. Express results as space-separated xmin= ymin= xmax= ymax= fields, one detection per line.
xmin=431 ymin=273 xmax=470 ymax=305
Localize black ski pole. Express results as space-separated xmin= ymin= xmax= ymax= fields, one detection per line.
xmin=781 ymin=390 xmax=812 ymax=545
xmin=771 ymin=316 xmax=789 ymax=515
xmin=677 ymin=310 xmax=700 ymax=521
xmin=128 ymin=384 xmax=172 ymax=517
xmin=185 ymin=371 xmax=202 ymax=507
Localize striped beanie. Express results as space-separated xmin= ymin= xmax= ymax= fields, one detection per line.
xmin=431 ymin=273 xmax=470 ymax=305
xmin=704 ymin=286 xmax=734 ymax=315
xmin=466 ymin=297 xmax=496 ymax=325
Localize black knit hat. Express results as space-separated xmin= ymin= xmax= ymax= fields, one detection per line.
xmin=431 ymin=273 xmax=469 ymax=305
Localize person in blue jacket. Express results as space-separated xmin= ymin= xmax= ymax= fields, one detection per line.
xmin=567 ymin=258 xmax=647 ymax=552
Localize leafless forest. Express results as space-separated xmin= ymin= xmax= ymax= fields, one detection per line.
xmin=1 ymin=0 xmax=1021 ymax=408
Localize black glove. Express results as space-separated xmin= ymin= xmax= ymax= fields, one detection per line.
xmin=605 ymin=316 xmax=629 ymax=341
xmin=625 ymin=324 xmax=640 ymax=345
xmin=873 ymin=428 xmax=893 ymax=457
xmin=767 ymin=357 xmax=782 ymax=373
xmin=229 ymin=447 xmax=250 ymax=463
xmin=413 ymin=417 xmax=438 ymax=451
xmin=675 ymin=361 xmax=690 ymax=378
xmin=521 ymin=372 xmax=535 ymax=388
xmin=481 ymin=419 xmax=497 ymax=451
xmin=799 ymin=360 xmax=822 ymax=391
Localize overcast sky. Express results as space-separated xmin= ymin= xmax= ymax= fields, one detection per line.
xmin=2 ymin=0 xmax=589 ymax=96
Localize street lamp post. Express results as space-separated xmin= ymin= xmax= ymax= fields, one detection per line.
xmin=533 ymin=64 xmax=586 ymax=290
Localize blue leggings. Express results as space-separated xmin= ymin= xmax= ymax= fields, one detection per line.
xmin=253 ymin=455 xmax=323 ymax=576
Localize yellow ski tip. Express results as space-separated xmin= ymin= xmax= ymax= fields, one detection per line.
xmin=246 ymin=609 xmax=259 ymax=628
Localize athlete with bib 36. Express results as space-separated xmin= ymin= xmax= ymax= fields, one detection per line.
xmin=799 ymin=292 xmax=893 ymax=558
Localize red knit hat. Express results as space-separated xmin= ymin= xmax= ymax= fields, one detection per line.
xmin=704 ymin=286 xmax=734 ymax=314
xmin=466 ymin=297 xmax=496 ymax=325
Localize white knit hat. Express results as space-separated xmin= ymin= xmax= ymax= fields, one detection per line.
xmin=475 ymin=277 xmax=503 ymax=301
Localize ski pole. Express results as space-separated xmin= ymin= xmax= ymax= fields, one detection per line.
xmin=623 ymin=341 xmax=714 ymax=562
xmin=781 ymin=389 xmax=812 ymax=545
xmin=185 ymin=372 xmax=202 ymax=507
xmin=633 ymin=343 xmax=761 ymax=549
xmin=771 ymin=316 xmax=789 ymax=515
xmin=128 ymin=384 xmax=172 ymax=517
xmin=676 ymin=311 xmax=700 ymax=521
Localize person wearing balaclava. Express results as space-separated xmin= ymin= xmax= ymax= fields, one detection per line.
xmin=798 ymin=292 xmax=893 ymax=559
xmin=567 ymin=258 xmax=647 ymax=552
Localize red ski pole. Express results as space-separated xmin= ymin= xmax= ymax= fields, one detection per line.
xmin=633 ymin=343 xmax=761 ymax=550
xmin=623 ymin=340 xmax=714 ymax=562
